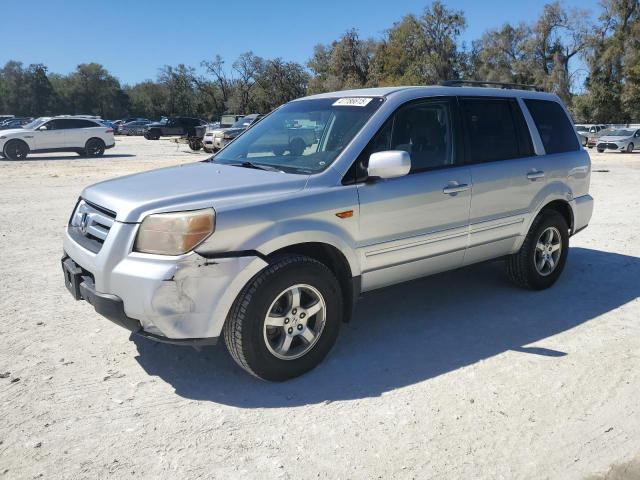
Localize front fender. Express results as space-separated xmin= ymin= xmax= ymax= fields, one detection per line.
xmin=249 ymin=220 xmax=361 ymax=277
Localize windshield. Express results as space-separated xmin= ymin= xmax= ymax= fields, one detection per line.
xmin=607 ymin=129 xmax=633 ymax=136
xmin=213 ymin=97 xmax=384 ymax=174
xmin=575 ymin=126 xmax=588 ymax=132
xmin=22 ymin=117 xmax=50 ymax=130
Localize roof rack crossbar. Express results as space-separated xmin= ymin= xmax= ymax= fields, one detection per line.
xmin=440 ymin=80 xmax=544 ymax=92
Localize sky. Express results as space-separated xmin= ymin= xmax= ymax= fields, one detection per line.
xmin=2 ymin=0 xmax=602 ymax=85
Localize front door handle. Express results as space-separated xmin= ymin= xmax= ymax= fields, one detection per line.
xmin=443 ymin=183 xmax=470 ymax=195
xmin=527 ymin=171 xmax=545 ymax=180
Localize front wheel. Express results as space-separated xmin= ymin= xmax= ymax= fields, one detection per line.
xmin=505 ymin=210 xmax=569 ymax=290
xmin=597 ymin=147 xmax=604 ymax=153
xmin=627 ymin=143 xmax=634 ymax=153
xmin=223 ymin=255 xmax=343 ymax=381
xmin=3 ymin=140 xmax=29 ymax=160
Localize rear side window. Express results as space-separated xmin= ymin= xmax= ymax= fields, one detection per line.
xmin=460 ymin=98 xmax=520 ymax=163
xmin=71 ymin=119 xmax=99 ymax=128
xmin=524 ymin=99 xmax=579 ymax=154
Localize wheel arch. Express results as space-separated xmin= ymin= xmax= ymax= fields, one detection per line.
xmin=266 ymin=242 xmax=359 ymax=323
xmin=3 ymin=138 xmax=30 ymax=152
xmin=539 ymin=199 xmax=574 ymax=233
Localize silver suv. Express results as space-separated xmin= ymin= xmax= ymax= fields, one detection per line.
xmin=62 ymin=84 xmax=594 ymax=381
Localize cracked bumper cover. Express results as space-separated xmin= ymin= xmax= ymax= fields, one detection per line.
xmin=63 ymin=226 xmax=269 ymax=344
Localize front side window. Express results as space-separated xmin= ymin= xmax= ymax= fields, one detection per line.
xmin=460 ymin=98 xmax=519 ymax=163
xmin=214 ymin=97 xmax=384 ymax=174
xmin=524 ymin=99 xmax=579 ymax=154
xmin=389 ymin=101 xmax=454 ymax=172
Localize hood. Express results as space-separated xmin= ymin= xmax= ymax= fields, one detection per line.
xmin=599 ymin=135 xmax=631 ymax=142
xmin=81 ymin=161 xmax=308 ymax=222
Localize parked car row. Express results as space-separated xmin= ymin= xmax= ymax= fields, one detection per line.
xmin=0 ymin=117 xmax=34 ymax=130
xmin=202 ymin=114 xmax=263 ymax=153
xmin=574 ymin=123 xmax=640 ymax=153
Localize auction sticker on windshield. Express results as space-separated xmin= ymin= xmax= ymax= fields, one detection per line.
xmin=333 ymin=97 xmax=373 ymax=107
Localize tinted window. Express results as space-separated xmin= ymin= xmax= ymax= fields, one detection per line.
xmin=460 ymin=98 xmax=519 ymax=163
xmin=72 ymin=119 xmax=99 ymax=128
xmin=390 ymin=101 xmax=454 ymax=172
xmin=524 ymin=99 xmax=579 ymax=154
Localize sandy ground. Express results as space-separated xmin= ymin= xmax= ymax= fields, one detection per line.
xmin=0 ymin=136 xmax=639 ymax=479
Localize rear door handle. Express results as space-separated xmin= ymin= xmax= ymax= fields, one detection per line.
xmin=527 ymin=171 xmax=545 ymax=180
xmin=443 ymin=183 xmax=470 ymax=195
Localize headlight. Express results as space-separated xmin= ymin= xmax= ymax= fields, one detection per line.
xmin=134 ymin=208 xmax=215 ymax=255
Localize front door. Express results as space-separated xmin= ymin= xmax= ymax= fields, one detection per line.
xmin=356 ymin=98 xmax=471 ymax=291
xmin=33 ymin=119 xmax=68 ymax=149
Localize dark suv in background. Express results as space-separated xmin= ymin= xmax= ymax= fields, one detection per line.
xmin=144 ymin=117 xmax=206 ymax=140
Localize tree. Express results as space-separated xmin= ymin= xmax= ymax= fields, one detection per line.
xmin=581 ymin=0 xmax=640 ymax=122
xmin=472 ymin=23 xmax=536 ymax=84
xmin=25 ymin=64 xmax=57 ymax=116
xmin=55 ymin=63 xmax=128 ymax=118
xmin=369 ymin=1 xmax=466 ymax=86
xmin=254 ymin=59 xmax=309 ymax=112
xmin=158 ymin=64 xmax=200 ymax=116
xmin=125 ymin=81 xmax=169 ymax=118
xmin=308 ymin=29 xmax=376 ymax=93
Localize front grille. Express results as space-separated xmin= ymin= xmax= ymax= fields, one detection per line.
xmin=68 ymin=199 xmax=116 ymax=253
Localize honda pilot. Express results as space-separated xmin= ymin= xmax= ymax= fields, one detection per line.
xmin=62 ymin=83 xmax=593 ymax=381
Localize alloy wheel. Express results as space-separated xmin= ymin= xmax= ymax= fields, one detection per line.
xmin=263 ymin=284 xmax=327 ymax=360
xmin=534 ymin=227 xmax=562 ymax=276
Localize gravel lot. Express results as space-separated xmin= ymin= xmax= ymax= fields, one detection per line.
xmin=1 ymin=136 xmax=639 ymax=479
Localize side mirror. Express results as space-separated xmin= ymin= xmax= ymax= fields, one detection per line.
xmin=367 ymin=150 xmax=411 ymax=179
xmin=38 ymin=125 xmax=48 ymax=131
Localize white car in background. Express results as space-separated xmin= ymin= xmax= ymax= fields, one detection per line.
xmin=0 ymin=116 xmax=115 ymax=160
xmin=596 ymin=128 xmax=640 ymax=153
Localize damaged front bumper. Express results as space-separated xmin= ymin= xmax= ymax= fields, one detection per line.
xmin=62 ymin=225 xmax=268 ymax=345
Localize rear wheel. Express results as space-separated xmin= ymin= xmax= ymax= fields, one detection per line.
xmin=597 ymin=147 xmax=605 ymax=153
xmin=85 ymin=138 xmax=105 ymax=157
xmin=188 ymin=139 xmax=202 ymax=151
xmin=627 ymin=143 xmax=634 ymax=153
xmin=505 ymin=210 xmax=569 ymax=290
xmin=223 ymin=255 xmax=342 ymax=381
xmin=3 ymin=140 xmax=29 ymax=160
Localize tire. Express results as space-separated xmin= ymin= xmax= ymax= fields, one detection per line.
xmin=597 ymin=148 xmax=604 ymax=153
xmin=3 ymin=140 xmax=29 ymax=160
xmin=188 ymin=139 xmax=202 ymax=151
xmin=223 ymin=255 xmax=343 ymax=381
xmin=505 ymin=210 xmax=569 ymax=290
xmin=627 ymin=143 xmax=634 ymax=153
xmin=85 ymin=138 xmax=105 ymax=157
xmin=145 ymin=130 xmax=160 ymax=140
xmin=203 ymin=147 xmax=213 ymax=154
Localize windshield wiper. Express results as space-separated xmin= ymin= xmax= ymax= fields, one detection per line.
xmin=227 ymin=161 xmax=286 ymax=173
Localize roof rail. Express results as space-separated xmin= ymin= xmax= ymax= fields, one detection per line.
xmin=440 ymin=80 xmax=545 ymax=92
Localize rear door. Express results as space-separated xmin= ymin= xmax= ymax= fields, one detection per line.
xmin=67 ymin=119 xmax=100 ymax=147
xmin=356 ymin=97 xmax=472 ymax=291
xmin=460 ymin=97 xmax=548 ymax=265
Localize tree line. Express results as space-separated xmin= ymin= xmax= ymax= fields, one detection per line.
xmin=1 ymin=0 xmax=638 ymax=123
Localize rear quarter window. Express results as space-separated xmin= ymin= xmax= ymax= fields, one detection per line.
xmin=524 ymin=99 xmax=579 ymax=154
